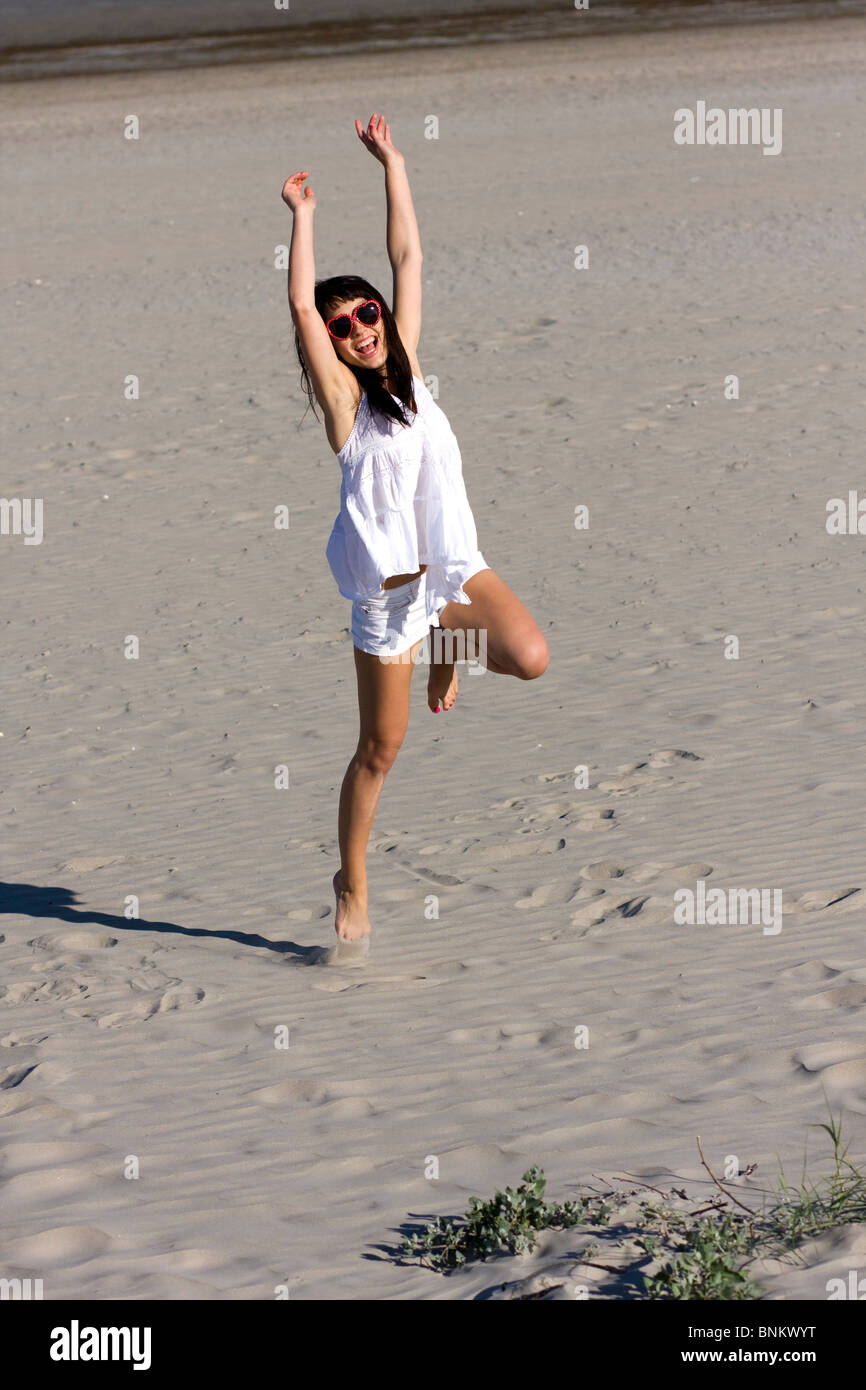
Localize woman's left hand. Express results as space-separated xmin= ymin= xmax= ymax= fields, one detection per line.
xmin=355 ymin=113 xmax=404 ymax=166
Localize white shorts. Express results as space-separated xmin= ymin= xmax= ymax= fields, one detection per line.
xmin=351 ymin=551 xmax=488 ymax=657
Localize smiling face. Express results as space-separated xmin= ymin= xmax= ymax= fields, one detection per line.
xmin=327 ymin=297 xmax=387 ymax=371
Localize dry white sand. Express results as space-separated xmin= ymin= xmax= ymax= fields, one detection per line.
xmin=1 ymin=17 xmax=865 ymax=1299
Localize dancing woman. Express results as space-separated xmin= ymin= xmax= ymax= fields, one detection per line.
xmin=282 ymin=113 xmax=549 ymax=958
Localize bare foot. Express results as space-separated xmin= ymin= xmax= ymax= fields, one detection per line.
xmin=311 ymin=935 xmax=369 ymax=967
xmin=333 ymin=869 xmax=371 ymax=942
xmin=304 ymin=936 xmax=369 ymax=967
xmin=427 ymin=661 xmax=458 ymax=713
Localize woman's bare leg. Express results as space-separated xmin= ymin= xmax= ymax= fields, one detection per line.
xmin=431 ymin=567 xmax=549 ymax=692
xmin=334 ymin=640 xmax=420 ymax=940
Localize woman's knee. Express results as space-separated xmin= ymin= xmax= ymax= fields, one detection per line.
xmin=511 ymin=633 xmax=550 ymax=680
xmin=355 ymin=735 xmax=405 ymax=776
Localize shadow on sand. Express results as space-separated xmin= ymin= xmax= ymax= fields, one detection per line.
xmin=0 ymin=881 xmax=327 ymax=964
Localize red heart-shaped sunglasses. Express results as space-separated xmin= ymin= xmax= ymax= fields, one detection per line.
xmin=325 ymin=299 xmax=382 ymax=341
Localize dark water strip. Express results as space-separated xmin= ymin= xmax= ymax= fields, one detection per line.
xmin=1 ymin=1 xmax=865 ymax=82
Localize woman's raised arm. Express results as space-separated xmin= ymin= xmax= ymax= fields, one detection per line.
xmin=356 ymin=114 xmax=423 ymax=363
xmin=281 ymin=171 xmax=356 ymax=414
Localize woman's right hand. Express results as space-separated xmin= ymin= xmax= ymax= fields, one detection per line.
xmin=281 ymin=171 xmax=316 ymax=213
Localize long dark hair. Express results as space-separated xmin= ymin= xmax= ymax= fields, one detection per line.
xmin=294 ymin=274 xmax=417 ymax=430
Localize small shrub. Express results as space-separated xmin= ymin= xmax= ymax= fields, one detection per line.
xmin=400 ymin=1165 xmax=611 ymax=1272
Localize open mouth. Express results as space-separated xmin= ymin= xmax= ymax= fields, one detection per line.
xmin=355 ymin=335 xmax=379 ymax=358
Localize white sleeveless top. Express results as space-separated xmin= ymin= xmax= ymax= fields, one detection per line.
xmin=325 ymin=374 xmax=480 ymax=613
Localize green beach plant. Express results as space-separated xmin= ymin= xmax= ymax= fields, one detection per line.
xmin=400 ymin=1164 xmax=614 ymax=1271
xmin=397 ymin=1109 xmax=865 ymax=1297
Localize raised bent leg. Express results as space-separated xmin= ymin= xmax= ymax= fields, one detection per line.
xmin=334 ymin=640 xmax=419 ymax=940
xmin=434 ymin=567 xmax=550 ymax=679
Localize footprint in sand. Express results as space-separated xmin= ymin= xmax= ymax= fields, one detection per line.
xmin=4 ymin=979 xmax=87 ymax=1005
xmin=157 ymin=986 xmax=205 ymax=1012
xmin=569 ymin=892 xmax=655 ymax=933
xmin=515 ymin=800 xmax=574 ymax=825
xmin=451 ymin=809 xmax=487 ymax=825
xmin=645 ymin=749 xmax=701 ymax=767
xmin=569 ymin=900 xmax=610 ymax=929
xmin=86 ymin=1000 xmax=161 ymax=1029
xmin=634 ymin=659 xmax=672 ymax=676
xmin=446 ymin=1024 xmax=557 ymax=1051
xmin=1 ymin=1030 xmax=50 ymax=1048
xmin=579 ymin=861 xmax=626 ymax=881
xmin=544 ymin=861 xmax=708 ymax=937
xmin=788 ymin=887 xmax=861 ymax=915
xmin=799 ymin=977 xmax=866 ymax=1012
xmin=59 ymin=857 xmax=119 ymax=874
xmin=617 ymin=895 xmax=654 ymax=919
xmin=446 ymin=1025 xmax=512 ymax=1046
xmin=573 ymin=809 xmax=616 ymax=831
xmin=388 ymin=860 xmax=465 ymax=886
xmin=252 ymin=1078 xmax=330 ymax=1105
xmin=28 ymin=931 xmax=118 ymax=952
xmin=598 ymin=749 xmax=702 ymax=796
xmin=565 ymin=885 xmax=607 ymax=909
xmin=0 ymin=1064 xmax=39 ymax=1090
xmin=473 ymin=836 xmax=566 ymax=865
xmin=374 ymin=840 xmax=465 ymax=885
xmin=595 ymin=777 xmax=645 ymax=797
xmin=513 ymin=882 xmax=560 ymax=910
xmin=621 ymin=861 xmax=714 ymax=886
xmin=780 ymin=960 xmax=840 ymax=983
xmin=70 ymin=984 xmax=205 ymax=1029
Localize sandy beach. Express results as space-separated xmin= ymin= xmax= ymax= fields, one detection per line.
xmin=2 ymin=15 xmax=866 ymax=1299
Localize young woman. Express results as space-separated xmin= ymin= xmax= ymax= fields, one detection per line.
xmin=282 ymin=113 xmax=549 ymax=961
